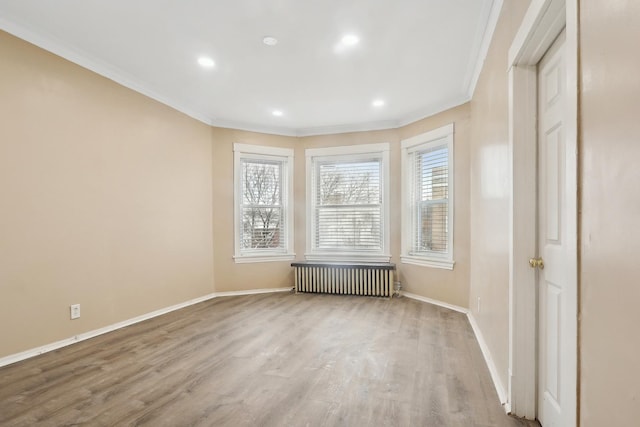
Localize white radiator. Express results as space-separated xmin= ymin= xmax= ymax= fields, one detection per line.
xmin=291 ymin=262 xmax=395 ymax=298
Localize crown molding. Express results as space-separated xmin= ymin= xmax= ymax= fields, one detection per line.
xmin=210 ymin=117 xmax=299 ymax=137
xmin=465 ymin=0 xmax=504 ymax=99
xmin=395 ymin=96 xmax=471 ymax=128
xmin=294 ymin=118 xmax=401 ymax=137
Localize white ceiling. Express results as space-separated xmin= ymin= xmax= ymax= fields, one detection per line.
xmin=0 ymin=0 xmax=500 ymax=136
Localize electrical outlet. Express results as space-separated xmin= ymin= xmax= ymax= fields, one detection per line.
xmin=477 ymin=297 xmax=481 ymax=313
xmin=70 ymin=304 xmax=81 ymax=320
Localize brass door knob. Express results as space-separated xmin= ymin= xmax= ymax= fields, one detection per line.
xmin=529 ymin=257 xmax=544 ymax=269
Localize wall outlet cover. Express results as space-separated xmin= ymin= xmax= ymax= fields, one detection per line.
xmin=70 ymin=304 xmax=81 ymax=319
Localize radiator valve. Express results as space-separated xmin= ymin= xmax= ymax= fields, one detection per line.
xmin=394 ymin=281 xmax=402 ymax=297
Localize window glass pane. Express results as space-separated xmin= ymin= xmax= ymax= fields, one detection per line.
xmin=242 ymin=207 xmax=283 ymax=249
xmin=242 ymin=160 xmax=281 ymax=206
xmin=240 ymin=158 xmax=285 ymax=251
xmin=417 ymin=202 xmax=448 ymax=253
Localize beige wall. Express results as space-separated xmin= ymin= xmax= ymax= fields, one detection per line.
xmin=468 ymin=0 xmax=531 ymax=393
xmin=211 ymin=127 xmax=297 ymax=292
xmin=579 ymin=1 xmax=640 ymax=425
xmin=0 ymin=31 xmax=215 ymax=358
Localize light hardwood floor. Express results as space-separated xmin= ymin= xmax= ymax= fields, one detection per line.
xmin=0 ymin=292 xmax=539 ymax=426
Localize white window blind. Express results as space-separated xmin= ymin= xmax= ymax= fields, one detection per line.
xmin=409 ymin=144 xmax=449 ymax=255
xmin=240 ymin=159 xmax=285 ymax=251
xmin=315 ymin=159 xmax=382 ymax=250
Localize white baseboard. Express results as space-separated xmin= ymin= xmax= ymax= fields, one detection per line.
xmin=401 ymin=291 xmax=508 ymax=410
xmin=0 ymin=287 xmax=293 ymax=368
xmin=401 ymin=291 xmax=469 ymax=314
xmin=214 ymin=287 xmax=293 ymax=297
xmin=467 ymin=312 xmax=508 ymax=406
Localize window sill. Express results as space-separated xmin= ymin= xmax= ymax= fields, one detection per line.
xmin=305 ymin=253 xmax=391 ymax=263
xmin=401 ymin=256 xmax=455 ymax=270
xmin=234 ymin=254 xmax=296 ymax=264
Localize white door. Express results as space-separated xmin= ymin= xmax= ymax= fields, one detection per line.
xmin=536 ymin=30 xmax=575 ymax=427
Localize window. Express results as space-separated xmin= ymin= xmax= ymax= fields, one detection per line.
xmin=401 ymin=124 xmax=454 ymax=269
xmin=306 ymin=143 xmax=390 ymax=262
xmin=234 ymin=144 xmax=294 ymax=263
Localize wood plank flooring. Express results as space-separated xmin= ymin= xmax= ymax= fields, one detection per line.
xmin=0 ymin=292 xmax=539 ymax=426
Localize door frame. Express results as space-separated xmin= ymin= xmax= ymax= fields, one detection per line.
xmin=507 ymin=0 xmax=578 ymax=422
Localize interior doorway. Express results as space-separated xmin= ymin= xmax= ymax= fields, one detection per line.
xmin=507 ymin=1 xmax=578 ymax=425
xmin=535 ymin=29 xmax=574 ymax=427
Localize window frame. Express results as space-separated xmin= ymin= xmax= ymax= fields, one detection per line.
xmin=401 ymin=124 xmax=455 ymax=270
xmin=305 ymin=143 xmax=390 ymax=263
xmin=233 ymin=143 xmax=295 ymax=263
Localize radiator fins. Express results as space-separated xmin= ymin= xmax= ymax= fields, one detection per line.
xmin=292 ymin=264 xmax=394 ymax=298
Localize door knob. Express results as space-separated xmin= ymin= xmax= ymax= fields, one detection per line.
xmin=529 ymin=257 xmax=544 ymax=269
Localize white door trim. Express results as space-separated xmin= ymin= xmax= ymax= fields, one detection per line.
xmin=507 ymin=0 xmax=578 ymax=421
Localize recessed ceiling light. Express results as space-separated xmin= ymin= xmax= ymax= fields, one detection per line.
xmin=263 ymin=36 xmax=278 ymax=46
xmin=197 ymin=56 xmax=215 ymax=68
xmin=334 ymin=33 xmax=361 ymax=54
xmin=272 ymin=110 xmax=284 ymax=117
xmin=341 ymin=34 xmax=360 ymax=46
xmin=372 ymin=99 xmax=385 ymax=107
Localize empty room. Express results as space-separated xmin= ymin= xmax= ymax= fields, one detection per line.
xmin=0 ymin=0 xmax=638 ymax=426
